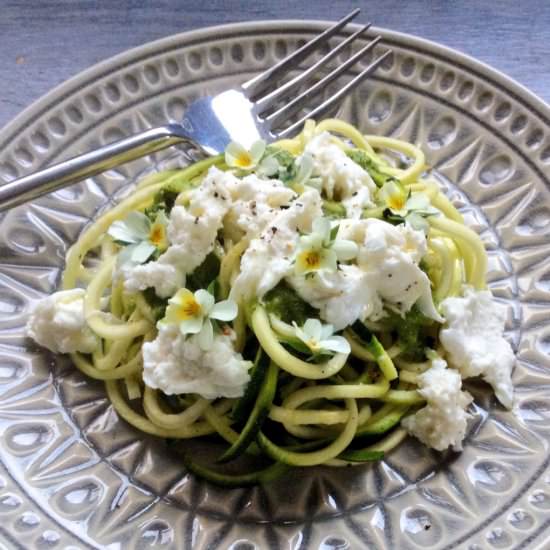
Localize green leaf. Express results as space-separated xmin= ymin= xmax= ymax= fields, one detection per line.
xmin=186 ymin=253 xmax=221 ymax=293
xmin=261 ymin=146 xmax=298 ymax=184
xmin=142 ymin=288 xmax=168 ymax=321
xmin=263 ymin=281 xmax=318 ymax=325
xmin=383 ymin=305 xmax=435 ymax=360
xmin=346 ymin=149 xmax=395 ymax=187
xmin=144 ymin=185 xmax=184 ymax=220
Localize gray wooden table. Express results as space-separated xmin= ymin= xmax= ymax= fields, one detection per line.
xmin=1 ymin=0 xmax=549 ymax=130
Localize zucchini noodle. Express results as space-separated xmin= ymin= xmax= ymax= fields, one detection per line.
xmin=50 ymin=117 xmax=489 ymax=487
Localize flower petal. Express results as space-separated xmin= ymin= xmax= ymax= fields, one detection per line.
xmin=210 ymin=299 xmax=238 ymax=321
xmin=295 ymin=154 xmax=314 ymax=185
xmin=169 ymin=288 xmax=194 ymax=306
xmin=130 ymin=241 xmax=157 ymax=263
xmin=250 ymin=140 xmax=267 ymax=163
xmin=406 ymin=212 xmax=430 ymax=233
xmin=258 ymin=155 xmax=280 ymax=177
xmin=108 ymin=220 xmax=142 ymax=244
xmin=320 ymin=336 xmax=350 ymax=354
xmin=297 ymin=234 xmax=323 ymax=252
xmin=331 ymin=239 xmax=358 ymax=261
xmin=312 ymin=217 xmax=331 ymax=242
xmin=379 ymin=179 xmax=407 ymax=213
xmin=225 ymin=141 xmax=247 ymax=166
xmin=319 ymin=249 xmax=338 ymax=272
xmin=124 ymin=211 xmax=151 ymax=239
xmin=117 ymin=243 xmax=138 ymax=265
xmin=292 ymin=321 xmax=309 ymax=345
xmin=405 ymin=192 xmax=431 ymax=211
xmin=195 ymin=289 xmax=215 ymax=314
xmin=320 ymin=323 xmax=335 ymax=340
xmin=180 ymin=316 xmax=204 ymax=334
xmin=197 ymin=319 xmax=214 ymax=350
xmin=303 ymin=318 xmax=323 ymax=342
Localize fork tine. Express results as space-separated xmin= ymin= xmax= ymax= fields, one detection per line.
xmin=255 ymin=23 xmax=371 ymax=114
xmin=265 ymin=36 xmax=382 ymax=130
xmin=241 ymin=9 xmax=361 ymax=99
xmin=275 ymin=50 xmax=392 ymax=139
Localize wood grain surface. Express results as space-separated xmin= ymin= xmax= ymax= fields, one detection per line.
xmin=1 ymin=0 xmax=549 ymax=129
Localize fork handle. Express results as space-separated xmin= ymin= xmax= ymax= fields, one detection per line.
xmin=0 ymin=126 xmax=189 ymax=212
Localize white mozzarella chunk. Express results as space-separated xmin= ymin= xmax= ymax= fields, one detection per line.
xmin=229 ymin=188 xmax=323 ymax=302
xmin=439 ymin=287 xmax=515 ymax=409
xmin=122 ymin=166 xmax=231 ymax=298
xmin=121 ymin=262 xmax=184 ymax=299
xmin=288 ymin=265 xmax=379 ymax=331
xmin=223 ymin=171 xmax=296 ymax=240
xmin=142 ymin=325 xmax=251 ymax=399
xmin=304 ymin=131 xmax=375 ymax=218
xmin=402 ymin=357 xmax=473 ymax=451
xmin=26 ymin=289 xmax=97 ymax=354
xmin=338 ymin=218 xmax=442 ymax=322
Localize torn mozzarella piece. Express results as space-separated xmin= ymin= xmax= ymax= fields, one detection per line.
xmin=223 ymin=171 xmax=296 ymax=240
xmin=402 ymin=357 xmax=473 ymax=451
xmin=288 ymin=265 xmax=380 ymax=331
xmin=26 ymin=289 xmax=97 ymax=354
xmin=304 ymin=131 xmax=375 ymax=218
xmin=142 ymin=325 xmax=251 ymax=399
xmin=229 ymin=188 xmax=323 ymax=302
xmin=439 ymin=287 xmax=515 ymax=409
xmin=338 ymin=218 xmax=442 ymax=322
xmin=122 ymin=166 xmax=231 ymax=297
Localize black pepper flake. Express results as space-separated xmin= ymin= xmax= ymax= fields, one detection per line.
xmin=296 ymin=202 xmax=303 ymax=207
xmin=352 ymin=191 xmax=358 ymax=196
xmin=271 ymin=227 xmax=278 ymax=234
xmin=194 ymin=217 xmax=199 ymax=225
xmin=388 ymin=273 xmax=393 ymax=278
xmin=213 ymin=192 xmax=219 ymax=198
xmin=280 ymin=205 xmax=290 ymax=210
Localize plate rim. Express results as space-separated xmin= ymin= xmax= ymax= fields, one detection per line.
xmin=1 ymin=19 xmax=549 ymax=154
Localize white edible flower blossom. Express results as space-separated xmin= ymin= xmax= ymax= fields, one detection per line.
xmin=163 ymin=288 xmax=238 ymax=351
xmin=108 ymin=211 xmax=168 ymax=264
xmin=295 ymin=217 xmax=358 ymax=275
xmin=292 ymin=318 xmax=350 ymax=356
xmin=378 ymin=180 xmax=439 ymax=232
xmin=225 ymin=140 xmax=266 ymax=171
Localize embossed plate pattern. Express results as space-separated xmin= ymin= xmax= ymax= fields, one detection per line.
xmin=0 ymin=21 xmax=549 ymax=550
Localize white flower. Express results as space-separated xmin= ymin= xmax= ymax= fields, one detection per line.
xmin=295 ymin=217 xmax=358 ymax=275
xmin=292 ymin=318 xmax=350 ymax=355
xmin=378 ymin=180 xmax=439 ymax=232
xmin=163 ymin=288 xmax=238 ymax=351
xmin=294 ymin=154 xmax=323 ymax=189
xmin=108 ymin=211 xmax=168 ymax=264
xmin=225 ymin=140 xmax=266 ymax=171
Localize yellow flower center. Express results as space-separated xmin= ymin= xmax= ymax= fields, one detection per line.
xmin=176 ymin=297 xmax=202 ymax=321
xmin=235 ymin=151 xmax=252 ymax=168
xmin=307 ymin=339 xmax=321 ymax=352
xmin=387 ymin=193 xmax=406 ymax=211
xmin=149 ymin=223 xmax=166 ymax=248
xmin=301 ymin=250 xmax=321 ymax=270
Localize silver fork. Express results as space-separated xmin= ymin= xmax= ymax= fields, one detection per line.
xmin=0 ymin=9 xmax=391 ymax=212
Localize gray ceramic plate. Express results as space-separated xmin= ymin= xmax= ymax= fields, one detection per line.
xmin=0 ymin=20 xmax=549 ymax=550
